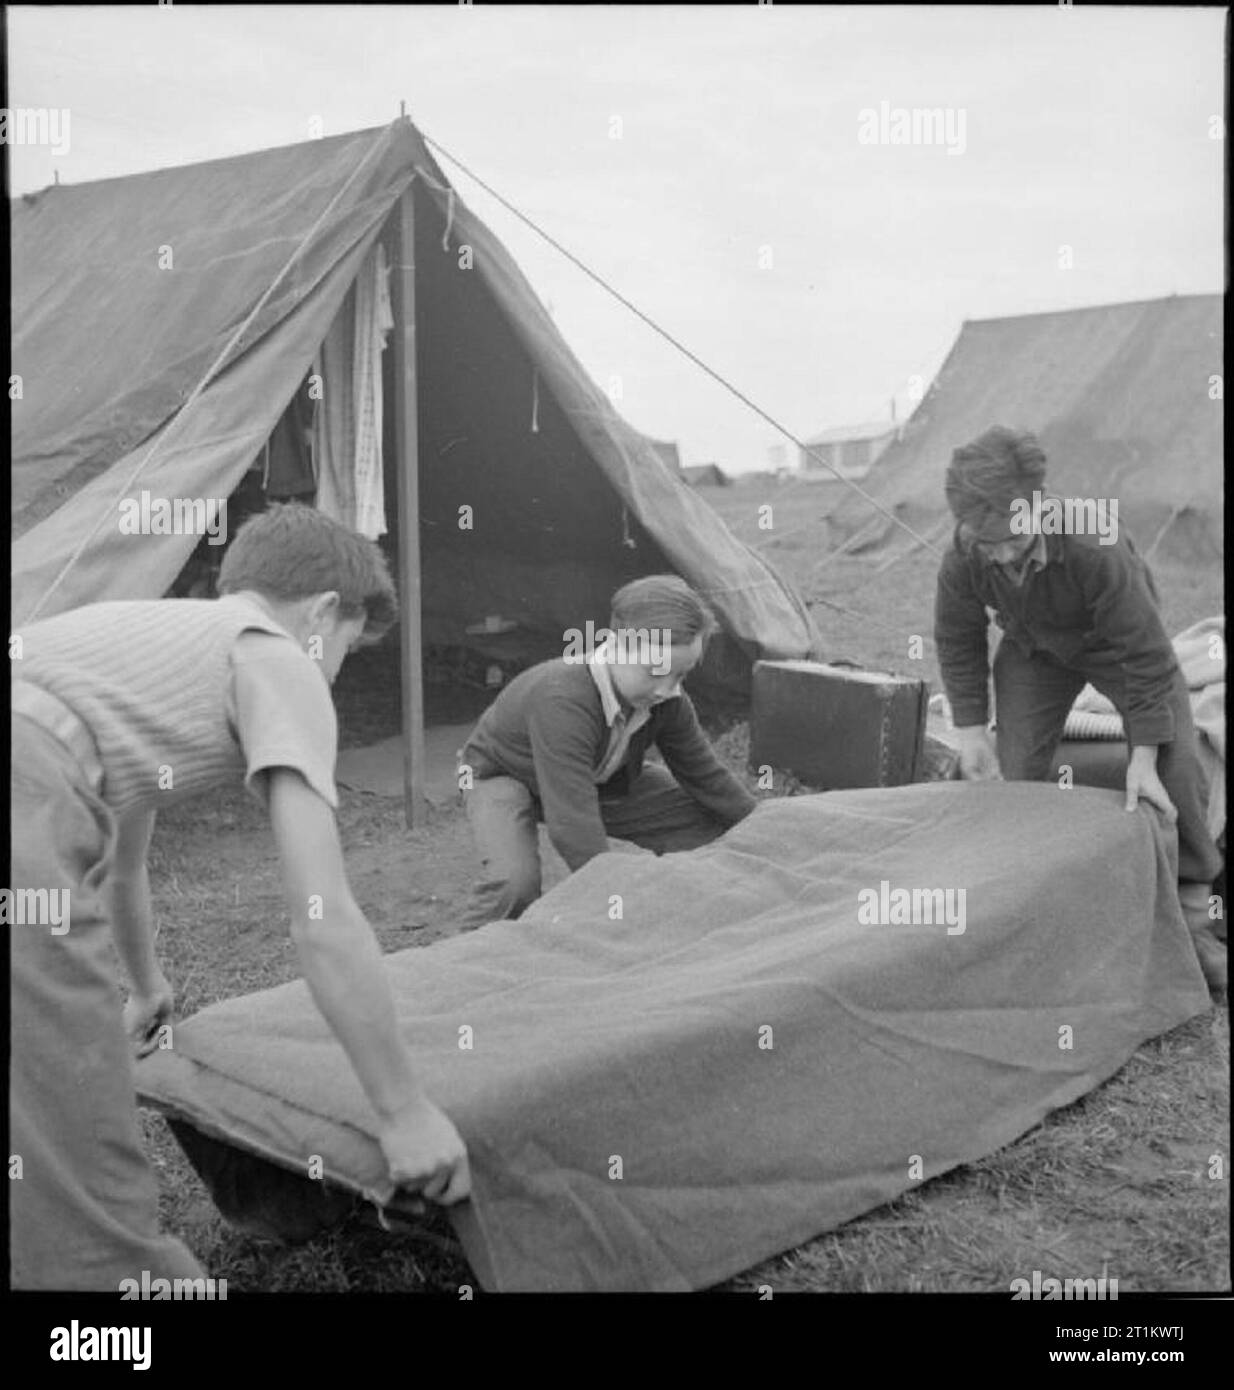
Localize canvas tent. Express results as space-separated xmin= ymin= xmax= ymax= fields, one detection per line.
xmin=11 ymin=118 xmax=820 ymax=818
xmin=822 ymin=294 xmax=1223 ymax=565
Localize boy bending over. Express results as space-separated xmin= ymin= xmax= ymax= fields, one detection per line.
xmin=10 ymin=504 xmax=469 ymax=1290
xmin=934 ymin=426 xmax=1225 ymax=993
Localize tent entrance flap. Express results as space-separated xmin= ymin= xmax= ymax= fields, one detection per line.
xmin=12 ymin=207 xmax=396 ymax=626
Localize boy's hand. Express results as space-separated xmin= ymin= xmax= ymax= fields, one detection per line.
xmin=379 ymin=1097 xmax=471 ymax=1205
xmin=122 ymin=972 xmax=175 ymax=1058
xmin=1125 ymin=746 xmax=1176 ymax=822
xmin=955 ymin=726 xmax=1002 ymax=781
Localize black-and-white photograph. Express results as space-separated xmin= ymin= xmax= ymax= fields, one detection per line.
xmin=5 ymin=0 xmax=1226 ymax=1347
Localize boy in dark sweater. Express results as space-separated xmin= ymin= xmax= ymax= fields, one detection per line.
xmin=933 ymin=426 xmax=1224 ymax=992
xmin=459 ymin=575 xmax=757 ymax=925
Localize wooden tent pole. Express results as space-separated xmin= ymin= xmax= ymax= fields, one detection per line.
xmin=392 ymin=183 xmax=427 ymax=828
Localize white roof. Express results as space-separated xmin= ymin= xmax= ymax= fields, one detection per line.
xmin=802 ymin=420 xmax=897 ymax=446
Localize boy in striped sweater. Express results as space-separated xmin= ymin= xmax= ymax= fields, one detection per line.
xmin=10 ymin=504 xmax=469 ymax=1290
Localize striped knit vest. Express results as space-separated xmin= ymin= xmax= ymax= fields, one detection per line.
xmin=12 ymin=595 xmax=327 ymax=816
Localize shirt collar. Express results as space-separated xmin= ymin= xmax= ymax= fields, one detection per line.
xmin=998 ymin=532 xmax=1047 ymax=587
xmin=220 ymin=591 xmax=298 ymax=641
xmin=1024 ymin=530 xmax=1050 ymax=572
xmin=586 ymin=641 xmax=625 ymax=727
xmin=968 ymin=528 xmax=1053 ymax=585
xmin=1040 ymin=531 xmax=1065 ymax=566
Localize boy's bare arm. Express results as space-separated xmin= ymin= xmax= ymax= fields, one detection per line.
xmin=265 ymin=766 xmax=469 ymax=1203
xmin=111 ymin=807 xmax=179 ymax=1054
xmin=109 ymin=807 xmax=163 ymax=995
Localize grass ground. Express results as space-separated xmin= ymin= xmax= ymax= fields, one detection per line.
xmin=138 ymin=478 xmax=1227 ymax=1293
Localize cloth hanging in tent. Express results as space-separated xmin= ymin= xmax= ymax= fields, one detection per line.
xmin=311 ymin=313 xmax=354 ymax=528
xmin=262 ymin=378 xmax=318 ymax=497
xmin=354 ymin=242 xmax=393 ymax=537
xmin=313 ymin=242 xmax=392 ymax=538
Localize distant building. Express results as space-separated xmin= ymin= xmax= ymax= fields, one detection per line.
xmin=798 ymin=421 xmax=899 ymax=480
xmin=681 ymin=462 xmax=731 ymax=487
xmin=645 ymin=437 xmax=683 ymax=473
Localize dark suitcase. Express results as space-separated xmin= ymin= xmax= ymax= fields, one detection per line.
xmin=749 ymin=660 xmax=928 ymax=790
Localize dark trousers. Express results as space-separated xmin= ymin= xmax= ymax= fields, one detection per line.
xmin=992 ymin=640 xmax=1222 ymax=885
xmin=463 ymin=762 xmax=728 ymax=926
xmin=10 ymin=715 xmax=205 ymax=1289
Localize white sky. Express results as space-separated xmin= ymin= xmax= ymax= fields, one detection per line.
xmin=5 ymin=4 xmax=1225 ymax=473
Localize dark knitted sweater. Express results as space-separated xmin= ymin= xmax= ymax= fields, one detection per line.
xmin=934 ymin=528 xmax=1180 ymax=746
xmin=461 ymin=659 xmax=757 ymax=869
